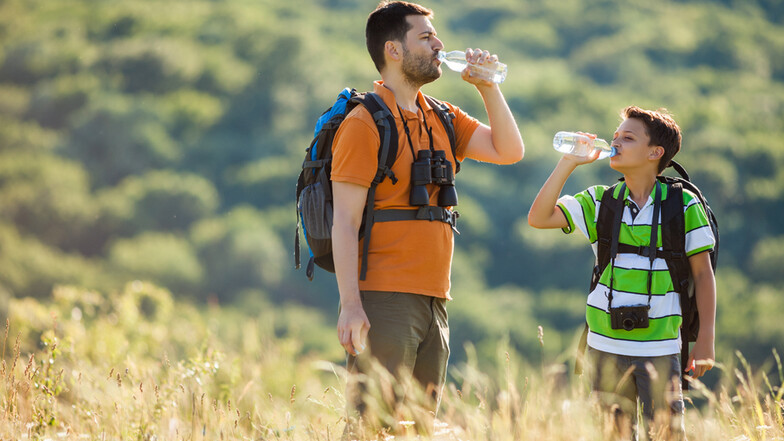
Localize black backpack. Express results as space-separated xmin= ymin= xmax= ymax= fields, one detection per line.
xmin=583 ymin=161 xmax=719 ymax=389
xmin=295 ymin=88 xmax=458 ymax=281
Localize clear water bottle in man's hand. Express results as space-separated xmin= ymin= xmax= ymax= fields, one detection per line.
xmin=438 ymin=50 xmax=507 ymax=84
xmin=553 ymin=131 xmax=617 ymax=159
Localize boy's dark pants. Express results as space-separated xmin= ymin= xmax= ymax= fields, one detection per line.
xmin=587 ymin=347 xmax=686 ymax=440
xmin=345 ymin=291 xmax=450 ymax=423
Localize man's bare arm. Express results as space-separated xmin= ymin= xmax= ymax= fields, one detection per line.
xmin=332 ymin=181 xmax=371 ymax=356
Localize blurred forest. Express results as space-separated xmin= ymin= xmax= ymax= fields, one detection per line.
xmin=0 ymin=0 xmax=782 ymax=376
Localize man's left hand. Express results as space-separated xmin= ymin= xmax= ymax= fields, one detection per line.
xmin=460 ymin=48 xmax=499 ymax=88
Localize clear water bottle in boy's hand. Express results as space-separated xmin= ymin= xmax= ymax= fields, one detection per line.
xmin=438 ymin=50 xmax=507 ymax=84
xmin=553 ymin=131 xmax=617 ymax=159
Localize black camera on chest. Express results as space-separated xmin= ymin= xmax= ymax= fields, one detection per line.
xmin=609 ymin=304 xmax=650 ymax=331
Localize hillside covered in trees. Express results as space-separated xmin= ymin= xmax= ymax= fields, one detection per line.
xmin=0 ymin=0 xmax=783 ymax=373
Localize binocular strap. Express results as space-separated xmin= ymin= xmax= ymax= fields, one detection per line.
xmin=607 ymin=183 xmax=662 ymax=310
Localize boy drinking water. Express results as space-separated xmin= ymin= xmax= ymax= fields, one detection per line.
xmin=528 ymin=106 xmax=716 ymax=439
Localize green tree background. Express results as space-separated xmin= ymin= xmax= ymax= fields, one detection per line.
xmin=0 ymin=0 xmax=782 ymax=376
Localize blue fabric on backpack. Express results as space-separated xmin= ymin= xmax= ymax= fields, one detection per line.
xmin=311 ymin=88 xmax=353 ymax=164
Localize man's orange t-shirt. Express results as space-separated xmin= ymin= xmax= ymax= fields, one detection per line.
xmin=331 ymin=81 xmax=480 ymax=299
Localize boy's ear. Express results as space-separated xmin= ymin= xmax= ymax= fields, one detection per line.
xmin=649 ymin=145 xmax=665 ymax=161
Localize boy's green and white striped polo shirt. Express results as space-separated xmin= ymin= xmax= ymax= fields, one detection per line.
xmin=557 ymin=181 xmax=715 ymax=357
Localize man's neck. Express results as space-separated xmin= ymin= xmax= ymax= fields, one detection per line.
xmin=381 ymin=73 xmax=421 ymax=112
xmin=623 ymin=172 xmax=658 ymax=207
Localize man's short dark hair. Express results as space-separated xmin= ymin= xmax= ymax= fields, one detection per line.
xmin=366 ymin=1 xmax=433 ymax=73
xmin=622 ymin=106 xmax=682 ymax=174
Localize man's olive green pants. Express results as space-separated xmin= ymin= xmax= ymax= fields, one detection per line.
xmin=346 ymin=291 xmax=450 ymax=414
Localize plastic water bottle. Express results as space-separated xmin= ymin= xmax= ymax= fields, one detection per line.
xmin=553 ymin=131 xmax=616 ymax=159
xmin=438 ymin=50 xmax=507 ymax=84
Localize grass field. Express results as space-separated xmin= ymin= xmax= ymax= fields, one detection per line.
xmin=1 ymin=284 xmax=782 ymax=440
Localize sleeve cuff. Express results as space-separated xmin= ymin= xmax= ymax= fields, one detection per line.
xmin=330 ymin=175 xmax=371 ymax=188
xmin=686 ymin=245 xmax=714 ymax=257
xmin=557 ymin=203 xmax=575 ymax=234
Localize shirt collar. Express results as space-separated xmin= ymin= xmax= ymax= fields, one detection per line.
xmin=619 ymin=180 xmax=668 ymax=210
xmin=373 ymin=80 xmax=433 ymax=118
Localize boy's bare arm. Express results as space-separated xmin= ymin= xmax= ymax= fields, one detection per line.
xmin=528 ymin=155 xmax=593 ymax=229
xmin=685 ymin=251 xmax=716 ymax=378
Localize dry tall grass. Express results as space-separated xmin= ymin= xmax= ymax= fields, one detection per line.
xmin=1 ymin=284 xmax=782 ymax=440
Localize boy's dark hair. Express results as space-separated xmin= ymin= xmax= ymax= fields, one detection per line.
xmin=366 ymin=1 xmax=433 ymax=73
xmin=621 ymin=106 xmax=682 ymax=174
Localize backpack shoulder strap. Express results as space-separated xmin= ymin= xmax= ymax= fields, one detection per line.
xmin=593 ymin=183 xmax=624 ymax=291
xmin=423 ymin=95 xmax=460 ymax=173
xmin=348 ymin=92 xmax=399 ymax=281
xmin=658 ymin=178 xmax=697 ymax=391
xmin=349 ymin=92 xmax=399 ymax=184
xmin=659 ymin=177 xmax=690 ymax=295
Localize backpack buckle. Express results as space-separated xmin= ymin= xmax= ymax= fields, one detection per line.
xmin=373 ymin=167 xmax=397 ymax=185
xmin=446 ymin=209 xmax=460 ymax=234
xmin=413 ymin=207 xmax=460 ymax=234
xmin=384 ymin=167 xmax=398 ymax=184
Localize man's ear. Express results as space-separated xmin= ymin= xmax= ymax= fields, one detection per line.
xmin=385 ymin=40 xmax=403 ymax=62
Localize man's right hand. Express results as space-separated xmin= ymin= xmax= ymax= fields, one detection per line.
xmin=332 ymin=181 xmax=372 ymax=356
xmin=337 ymin=300 xmax=370 ymax=356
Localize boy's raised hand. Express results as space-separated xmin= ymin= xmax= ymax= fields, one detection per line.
xmin=561 ymin=131 xmax=602 ymax=165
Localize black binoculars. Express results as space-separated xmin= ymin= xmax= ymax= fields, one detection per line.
xmin=410 ymin=149 xmax=458 ymax=207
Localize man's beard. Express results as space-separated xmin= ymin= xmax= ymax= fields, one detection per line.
xmin=401 ymin=46 xmax=441 ymax=87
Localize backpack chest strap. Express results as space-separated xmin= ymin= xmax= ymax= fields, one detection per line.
xmin=358 ymin=206 xmax=459 ymax=281
xmin=373 ymin=207 xmax=459 ymax=232
xmin=615 ymin=243 xmax=686 ymax=260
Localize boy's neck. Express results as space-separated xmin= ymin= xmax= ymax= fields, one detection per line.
xmin=623 ymin=173 xmax=659 ymax=207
